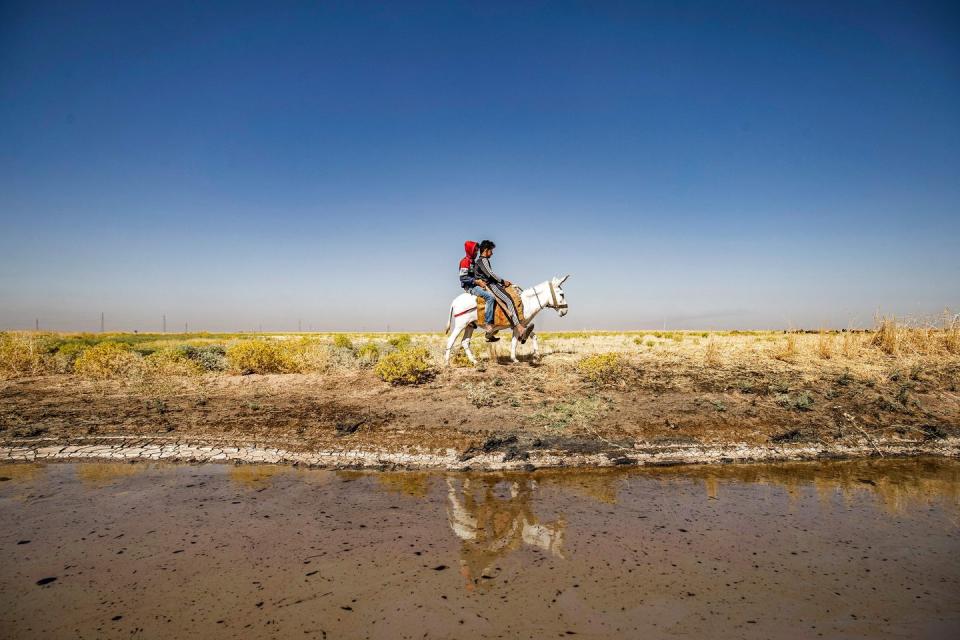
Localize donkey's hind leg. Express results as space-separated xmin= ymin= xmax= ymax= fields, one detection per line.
xmin=444 ymin=321 xmax=464 ymax=365
xmin=461 ymin=324 xmax=478 ymax=364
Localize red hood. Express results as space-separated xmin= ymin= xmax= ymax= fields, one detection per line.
xmin=464 ymin=240 xmax=477 ymax=258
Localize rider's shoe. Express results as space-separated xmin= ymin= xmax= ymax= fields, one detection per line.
xmin=516 ymin=323 xmax=534 ymax=344
xmin=482 ymin=324 xmax=500 ymax=342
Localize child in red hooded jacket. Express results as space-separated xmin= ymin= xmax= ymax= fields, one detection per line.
xmin=459 ymin=240 xmax=499 ymax=341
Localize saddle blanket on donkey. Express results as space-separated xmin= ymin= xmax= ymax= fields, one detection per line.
xmin=475 ymin=286 xmax=525 ymax=327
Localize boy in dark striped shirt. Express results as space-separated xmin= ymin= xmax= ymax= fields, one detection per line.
xmin=474 ymin=240 xmax=529 ymax=341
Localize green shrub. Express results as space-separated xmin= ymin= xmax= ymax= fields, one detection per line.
xmin=53 ymin=341 xmax=90 ymax=372
xmin=576 ymin=353 xmax=624 ymax=385
xmin=356 ymin=342 xmax=380 ymax=366
xmin=179 ymin=344 xmax=228 ymax=372
xmin=226 ymin=340 xmax=295 ymax=374
xmin=374 ymin=346 xmax=434 ymax=385
xmin=73 ymin=342 xmax=144 ymax=380
xmin=332 ymin=334 xmax=354 ymax=350
xmin=387 ymin=334 xmax=412 ymax=350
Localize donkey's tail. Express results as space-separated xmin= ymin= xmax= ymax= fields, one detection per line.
xmin=444 ymin=305 xmax=454 ymax=335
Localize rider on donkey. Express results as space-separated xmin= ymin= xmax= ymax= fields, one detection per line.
xmin=473 ymin=240 xmax=530 ymax=342
xmin=459 ymin=240 xmax=500 ymax=342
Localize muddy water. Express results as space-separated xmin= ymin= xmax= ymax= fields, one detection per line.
xmin=1 ymin=459 xmax=958 ymax=639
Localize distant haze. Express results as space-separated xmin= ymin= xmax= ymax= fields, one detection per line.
xmin=1 ymin=1 xmax=958 ymax=332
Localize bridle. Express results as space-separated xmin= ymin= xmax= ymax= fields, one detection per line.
xmin=531 ymin=281 xmax=568 ymax=311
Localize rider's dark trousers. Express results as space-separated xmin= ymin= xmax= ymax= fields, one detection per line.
xmin=488 ymin=283 xmax=521 ymax=327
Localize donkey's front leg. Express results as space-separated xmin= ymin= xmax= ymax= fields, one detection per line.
xmin=531 ymin=333 xmax=539 ymax=358
xmin=510 ymin=336 xmax=519 ymax=362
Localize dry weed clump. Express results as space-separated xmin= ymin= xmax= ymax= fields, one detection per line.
xmin=946 ymin=314 xmax=960 ymax=355
xmin=374 ymin=346 xmax=434 ymax=385
xmin=576 ymin=353 xmax=624 ymax=385
xmin=774 ymin=333 xmax=798 ymax=362
xmin=704 ymin=337 xmax=723 ymax=367
xmin=872 ymin=317 xmax=902 ymax=355
xmin=816 ymin=330 xmax=834 ymax=359
xmin=842 ymin=331 xmax=862 ymax=358
xmin=869 ymin=314 xmax=960 ymax=357
xmin=0 ymin=332 xmax=54 ymax=378
xmin=73 ymin=342 xmax=145 ymax=380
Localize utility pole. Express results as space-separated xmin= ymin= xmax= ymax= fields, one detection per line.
xmin=34 ymin=318 xmax=39 ymax=331
xmin=184 ymin=322 xmax=188 ymax=333
xmin=100 ymin=312 xmax=105 ymax=333
xmin=162 ymin=314 xmax=167 ymax=333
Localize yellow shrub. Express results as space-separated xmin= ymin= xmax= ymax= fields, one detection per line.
xmin=450 ymin=348 xmax=474 ymax=368
xmin=332 ymin=334 xmax=354 ymax=350
xmin=387 ymin=334 xmax=412 ymax=350
xmin=374 ymin=346 xmax=434 ymax=385
xmin=226 ymin=340 xmax=295 ymax=374
xmin=283 ymin=337 xmax=331 ymax=373
xmin=576 ymin=353 xmax=624 ymax=385
xmin=73 ymin=342 xmax=144 ymax=380
xmin=145 ymin=348 xmax=203 ymax=376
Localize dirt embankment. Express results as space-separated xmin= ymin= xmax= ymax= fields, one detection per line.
xmin=2 ymin=351 xmax=959 ymax=469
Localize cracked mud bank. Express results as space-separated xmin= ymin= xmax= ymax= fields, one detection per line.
xmin=1 ymin=362 xmax=958 ymax=470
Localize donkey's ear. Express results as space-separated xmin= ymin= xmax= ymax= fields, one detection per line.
xmin=558 ymin=274 xmax=570 ymax=285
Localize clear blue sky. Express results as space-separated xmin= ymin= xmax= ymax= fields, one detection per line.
xmin=1 ymin=0 xmax=957 ymax=332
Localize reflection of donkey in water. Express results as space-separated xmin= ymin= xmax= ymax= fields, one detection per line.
xmin=444 ymin=275 xmax=570 ymax=364
xmin=446 ymin=477 xmax=565 ymax=590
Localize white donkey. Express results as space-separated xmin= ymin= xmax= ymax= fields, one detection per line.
xmin=444 ymin=275 xmax=569 ymax=364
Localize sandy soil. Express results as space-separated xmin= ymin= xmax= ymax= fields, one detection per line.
xmin=2 ymin=337 xmax=958 ymax=468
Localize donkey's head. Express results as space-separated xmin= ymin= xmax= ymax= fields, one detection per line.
xmin=549 ymin=274 xmax=570 ymax=317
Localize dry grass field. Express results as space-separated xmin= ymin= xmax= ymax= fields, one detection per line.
xmin=1 ymin=314 xmax=958 ymax=464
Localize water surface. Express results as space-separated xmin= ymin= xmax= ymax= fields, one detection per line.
xmin=1 ymin=458 xmax=958 ymax=638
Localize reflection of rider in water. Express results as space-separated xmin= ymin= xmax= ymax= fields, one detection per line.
xmin=446 ymin=477 xmax=565 ymax=591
